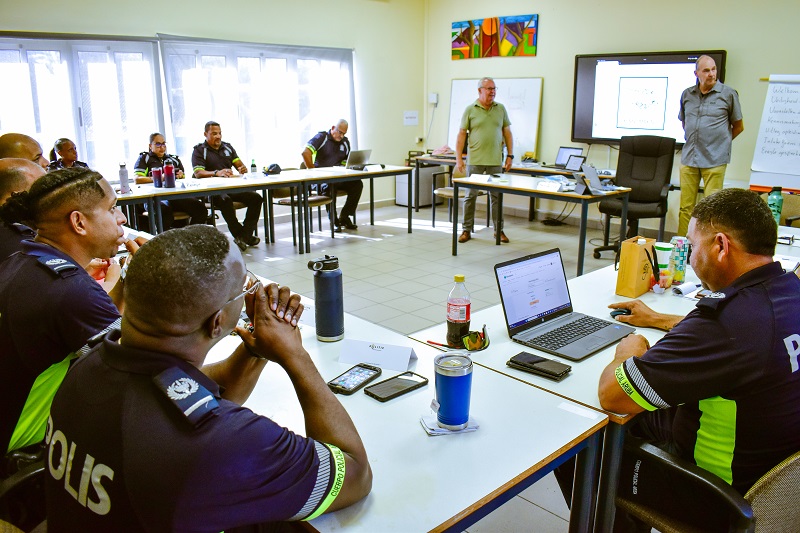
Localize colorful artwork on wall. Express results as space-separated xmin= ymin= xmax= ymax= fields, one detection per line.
xmin=452 ymin=14 xmax=538 ymax=60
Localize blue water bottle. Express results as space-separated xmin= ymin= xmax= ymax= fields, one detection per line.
xmin=308 ymin=255 xmax=344 ymax=342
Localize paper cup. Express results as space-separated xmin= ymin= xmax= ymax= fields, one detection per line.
xmin=654 ymin=242 xmax=674 ymax=269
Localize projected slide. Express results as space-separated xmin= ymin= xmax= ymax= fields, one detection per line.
xmin=617 ymin=77 xmax=668 ymax=130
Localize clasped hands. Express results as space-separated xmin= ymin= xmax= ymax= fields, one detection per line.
xmin=236 ymin=282 xmax=306 ymax=364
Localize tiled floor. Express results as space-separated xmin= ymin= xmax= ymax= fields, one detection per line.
xmin=235 ymin=201 xmax=616 ymax=532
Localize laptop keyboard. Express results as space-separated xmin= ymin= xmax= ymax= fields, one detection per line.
xmin=523 ymin=316 xmax=610 ymax=351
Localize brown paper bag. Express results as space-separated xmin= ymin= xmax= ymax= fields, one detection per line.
xmin=615 ymin=236 xmax=655 ymax=298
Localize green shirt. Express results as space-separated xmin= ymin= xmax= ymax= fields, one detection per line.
xmin=460 ymin=100 xmax=511 ymax=166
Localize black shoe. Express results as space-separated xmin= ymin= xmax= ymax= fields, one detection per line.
xmin=233 ymin=237 xmax=248 ymax=251
xmin=243 ymin=234 xmax=260 ymax=247
xmin=341 ymin=216 xmax=358 ymax=230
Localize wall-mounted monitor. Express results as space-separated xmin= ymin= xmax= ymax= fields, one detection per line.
xmin=571 ymin=50 xmax=727 ymax=146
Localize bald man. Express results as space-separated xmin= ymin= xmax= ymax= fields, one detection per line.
xmin=0 ymin=158 xmax=46 ymax=259
xmin=0 ymin=133 xmax=49 ymax=169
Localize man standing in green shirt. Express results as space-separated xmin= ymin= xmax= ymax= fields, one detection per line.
xmin=455 ymin=77 xmax=514 ymax=244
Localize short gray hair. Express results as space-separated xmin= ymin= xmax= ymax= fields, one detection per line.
xmin=478 ymin=77 xmax=494 ymax=89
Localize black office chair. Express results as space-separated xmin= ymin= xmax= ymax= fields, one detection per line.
xmin=594 ymin=135 xmax=676 ymax=258
xmin=0 ymin=460 xmax=46 ymax=532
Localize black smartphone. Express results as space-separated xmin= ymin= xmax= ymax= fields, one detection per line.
xmin=327 ymin=364 xmax=382 ymax=395
xmin=507 ymin=351 xmax=571 ymax=382
xmin=364 ymin=371 xmax=428 ymax=402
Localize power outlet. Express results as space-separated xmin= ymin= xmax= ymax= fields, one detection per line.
xmin=415 ymin=136 xmax=424 ymax=144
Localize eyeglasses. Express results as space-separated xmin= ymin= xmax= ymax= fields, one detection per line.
xmin=333 ymin=128 xmax=346 ymax=136
xmin=220 ymin=269 xmax=261 ymax=309
xmin=152 ymin=142 xmax=167 ymax=148
xmin=480 ymin=86 xmax=497 ymax=92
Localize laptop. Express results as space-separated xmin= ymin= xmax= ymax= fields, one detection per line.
xmin=345 ymin=149 xmax=372 ymax=170
xmin=543 ymin=147 xmax=583 ymax=169
xmin=494 ymin=249 xmax=635 ymax=361
xmin=574 ymin=164 xmax=623 ymax=195
xmin=564 ymin=154 xmax=586 ymax=172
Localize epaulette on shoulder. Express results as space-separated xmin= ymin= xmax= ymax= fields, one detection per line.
xmin=35 ymin=254 xmax=79 ymax=278
xmin=153 ymin=367 xmax=219 ymax=428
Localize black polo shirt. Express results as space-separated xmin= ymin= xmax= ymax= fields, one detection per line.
xmin=46 ymin=330 xmax=346 ymax=531
xmin=0 ymin=240 xmax=119 ymax=453
xmin=615 ymin=262 xmax=800 ymax=493
xmin=46 ymin=160 xmax=89 ymax=172
xmin=191 ymin=141 xmax=242 ymax=175
xmin=0 ymin=222 xmax=35 ymax=261
xmin=306 ymin=131 xmax=350 ymax=167
xmin=133 ymin=152 xmax=185 ymax=176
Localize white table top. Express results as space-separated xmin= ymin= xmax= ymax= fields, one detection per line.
xmin=453 ymin=173 xmax=629 ymax=200
xmin=208 ymin=293 xmax=607 ymax=532
xmin=410 ymin=264 xmax=702 ymax=424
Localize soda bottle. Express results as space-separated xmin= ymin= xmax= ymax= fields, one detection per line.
xmin=250 ymin=159 xmax=257 ymax=174
xmin=118 ymin=162 xmax=131 ymax=194
xmin=768 ymin=186 xmax=783 ymax=227
xmin=446 ymin=274 xmax=471 ymax=347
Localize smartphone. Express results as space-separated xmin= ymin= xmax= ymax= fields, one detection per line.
xmin=364 ymin=371 xmax=428 ymax=402
xmin=327 ymin=364 xmax=382 ymax=395
xmin=507 ymin=351 xmax=571 ymax=382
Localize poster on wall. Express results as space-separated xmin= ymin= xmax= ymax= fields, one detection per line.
xmin=452 ymin=15 xmax=538 ymax=60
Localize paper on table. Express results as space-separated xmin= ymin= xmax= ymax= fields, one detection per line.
xmin=419 ymin=415 xmax=478 ymax=436
xmin=338 ymin=338 xmax=417 ymax=372
xmin=672 ymin=282 xmax=701 ymax=296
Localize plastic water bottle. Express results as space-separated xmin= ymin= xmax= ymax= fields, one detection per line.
xmin=308 ymin=255 xmax=344 ymax=342
xmin=250 ymin=159 xmax=257 ymax=174
xmin=446 ymin=274 xmax=471 ymax=347
xmin=768 ymin=186 xmax=783 ymax=227
xmin=119 ymin=162 xmax=131 ymax=194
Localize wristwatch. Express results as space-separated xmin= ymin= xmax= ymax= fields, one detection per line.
xmin=213 ymin=170 xmax=219 ymax=177
xmin=506 ymin=154 xmax=514 ymax=160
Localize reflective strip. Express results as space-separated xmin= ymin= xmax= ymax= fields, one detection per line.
xmin=694 ymin=396 xmax=736 ymax=485
xmin=623 ymin=358 xmax=670 ymax=409
xmin=615 ymin=363 xmax=657 ymax=411
xmin=7 ymin=354 xmax=75 ymax=453
xmin=299 ymin=442 xmax=346 ymax=521
xmin=78 ymin=318 xmax=121 ymax=358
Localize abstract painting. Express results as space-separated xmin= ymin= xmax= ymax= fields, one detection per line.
xmin=452 ymin=15 xmax=538 ymax=60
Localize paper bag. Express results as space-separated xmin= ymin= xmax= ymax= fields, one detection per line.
xmin=615 ymin=236 xmax=655 ymax=298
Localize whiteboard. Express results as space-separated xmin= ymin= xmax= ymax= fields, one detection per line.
xmin=749 ymin=74 xmax=800 ymax=192
xmin=448 ymin=78 xmax=543 ymax=159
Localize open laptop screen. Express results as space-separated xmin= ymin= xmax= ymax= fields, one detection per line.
xmin=554 ymin=147 xmax=583 ymax=166
xmin=495 ymin=250 xmax=571 ymax=330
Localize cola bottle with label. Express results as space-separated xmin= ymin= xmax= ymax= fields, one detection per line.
xmin=446 ymin=274 xmax=471 ymax=347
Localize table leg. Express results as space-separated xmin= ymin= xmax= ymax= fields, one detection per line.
xmin=619 ymin=193 xmax=629 ymax=244
xmin=302 ymin=183 xmax=311 ymax=254
xmin=414 ymin=159 xmax=420 ymax=213
xmin=146 ymin=198 xmax=156 ymax=234
xmin=569 ymin=431 xmax=601 ymax=533
xmin=267 ymin=191 xmax=276 ymax=243
xmin=577 ymin=201 xmax=589 ymax=276
xmin=495 ymin=193 xmax=503 ymax=245
xmin=261 ymin=189 xmax=270 ymax=244
xmin=528 ymin=197 xmax=537 ymax=221
xmin=452 ymin=183 xmax=459 ymax=256
xmin=370 ymin=177 xmax=375 ymax=225
xmin=407 ymin=170 xmax=412 ymax=234
xmin=594 ymin=422 xmax=626 ymax=533
xmin=296 ymin=185 xmax=305 ymax=255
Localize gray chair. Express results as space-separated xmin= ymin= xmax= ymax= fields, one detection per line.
xmin=594 ymin=135 xmax=676 ymax=258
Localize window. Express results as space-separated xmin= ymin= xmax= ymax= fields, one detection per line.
xmin=0 ymin=37 xmax=162 ymax=173
xmin=160 ymin=38 xmax=355 ymax=170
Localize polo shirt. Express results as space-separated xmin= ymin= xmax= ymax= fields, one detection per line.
xmin=0 ymin=222 xmax=35 ymax=260
xmin=133 ymin=152 xmax=185 ymax=176
xmin=306 ymin=131 xmax=350 ymax=167
xmin=45 ymin=330 xmax=345 ymax=532
xmin=460 ymin=100 xmax=511 ymax=166
xmin=0 ymin=240 xmax=119 ymax=453
xmin=46 ymin=160 xmax=89 ymax=172
xmin=679 ymin=81 xmax=743 ymax=168
xmin=191 ymin=141 xmax=242 ymax=175
xmin=614 ymin=262 xmax=800 ymax=493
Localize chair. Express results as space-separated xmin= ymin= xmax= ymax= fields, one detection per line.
xmin=431 ymin=169 xmax=489 ymax=228
xmin=593 ymin=135 xmax=676 ymax=258
xmin=615 ymin=439 xmax=800 ymax=532
xmin=0 ymin=460 xmax=46 ymax=532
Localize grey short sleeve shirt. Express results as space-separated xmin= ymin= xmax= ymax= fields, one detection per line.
xmin=679 ymin=81 xmax=743 ymax=168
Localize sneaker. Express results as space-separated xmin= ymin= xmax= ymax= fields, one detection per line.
xmin=233 ymin=237 xmax=248 ymax=251
xmin=458 ymin=231 xmax=471 ymax=243
xmin=495 ymin=231 xmax=510 ymax=244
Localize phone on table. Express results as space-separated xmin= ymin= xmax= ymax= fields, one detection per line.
xmin=327 ymin=363 xmax=382 ymax=395
xmin=364 ymin=371 xmax=428 ymax=402
xmin=506 ymin=351 xmax=571 ymax=382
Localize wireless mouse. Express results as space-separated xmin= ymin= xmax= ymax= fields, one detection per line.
xmin=610 ymin=308 xmax=632 ymax=318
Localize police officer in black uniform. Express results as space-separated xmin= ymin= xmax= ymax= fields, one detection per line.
xmin=0 ymin=158 xmax=44 ymax=259
xmin=191 ymin=121 xmax=262 ymax=251
xmin=133 ymin=132 xmax=207 ymax=229
xmin=46 ymin=138 xmax=89 ymax=171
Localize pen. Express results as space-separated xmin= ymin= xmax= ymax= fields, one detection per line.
xmin=427 ymin=340 xmax=449 ymax=348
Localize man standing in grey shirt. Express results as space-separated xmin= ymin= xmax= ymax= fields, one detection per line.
xmin=677 ymin=55 xmax=744 ymax=236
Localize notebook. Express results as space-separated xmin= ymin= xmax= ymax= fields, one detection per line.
xmin=574 ymin=164 xmax=624 ymax=195
xmin=494 ymin=249 xmax=635 ymax=361
xmin=542 ymin=147 xmax=583 ymax=169
xmin=345 ymin=149 xmax=372 ymax=170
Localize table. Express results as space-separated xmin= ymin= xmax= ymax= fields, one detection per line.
xmin=207 ymin=295 xmax=607 ymax=532
xmin=409 ymin=264 xmax=702 ymax=532
xmin=451 ymin=173 xmax=630 ymax=276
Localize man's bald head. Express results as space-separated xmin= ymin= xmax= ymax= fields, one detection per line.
xmin=0 ymin=134 xmax=48 ymax=169
xmin=0 ymin=158 xmax=46 ymax=205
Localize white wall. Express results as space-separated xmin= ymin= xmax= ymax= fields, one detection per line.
xmin=0 ymin=0 xmax=427 ymax=203
xmin=424 ymin=0 xmax=800 ymax=233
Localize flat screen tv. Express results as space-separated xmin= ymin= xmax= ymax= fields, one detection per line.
xmin=571 ymin=50 xmax=727 ymax=146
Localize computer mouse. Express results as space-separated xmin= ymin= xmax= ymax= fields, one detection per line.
xmin=610 ymin=308 xmax=632 ymax=318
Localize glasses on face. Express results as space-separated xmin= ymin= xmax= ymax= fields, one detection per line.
xmin=461 ymin=324 xmax=490 ymax=352
xmin=333 ymin=128 xmax=346 ymax=136
xmin=152 ymin=142 xmax=167 ymax=148
xmin=481 ymin=86 xmax=497 ymax=92
xmin=221 ymin=270 xmax=261 ymax=309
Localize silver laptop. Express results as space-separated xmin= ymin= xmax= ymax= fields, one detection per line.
xmin=575 ymin=164 xmax=622 ymax=195
xmin=345 ymin=149 xmax=372 ymax=170
xmin=543 ymin=147 xmax=583 ymax=169
xmin=494 ymin=249 xmax=634 ymax=361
